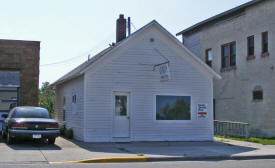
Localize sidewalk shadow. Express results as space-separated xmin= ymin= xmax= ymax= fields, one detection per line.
xmin=64 ymin=137 xmax=259 ymax=158
xmin=0 ymin=135 xmax=61 ymax=150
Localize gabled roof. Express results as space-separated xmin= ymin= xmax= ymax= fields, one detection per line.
xmin=52 ymin=20 xmax=221 ymax=86
xmin=176 ymin=0 xmax=265 ymax=36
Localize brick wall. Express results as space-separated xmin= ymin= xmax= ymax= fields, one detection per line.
xmin=0 ymin=39 xmax=40 ymax=106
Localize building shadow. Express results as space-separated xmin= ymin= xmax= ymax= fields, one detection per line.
xmin=63 ymin=137 xmax=259 ymax=159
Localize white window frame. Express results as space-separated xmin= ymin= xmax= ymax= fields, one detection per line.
xmin=154 ymin=93 xmax=193 ymax=123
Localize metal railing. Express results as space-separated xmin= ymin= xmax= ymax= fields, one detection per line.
xmin=214 ymin=120 xmax=249 ymax=138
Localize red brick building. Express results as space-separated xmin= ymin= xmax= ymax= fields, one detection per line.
xmin=0 ymin=39 xmax=40 ymax=129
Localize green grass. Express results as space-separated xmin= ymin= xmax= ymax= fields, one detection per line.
xmin=137 ymin=153 xmax=144 ymax=156
xmin=215 ymin=135 xmax=275 ymax=145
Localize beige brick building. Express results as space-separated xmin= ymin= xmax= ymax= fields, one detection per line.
xmin=177 ymin=0 xmax=275 ymax=137
xmin=0 ymin=39 xmax=40 ymax=130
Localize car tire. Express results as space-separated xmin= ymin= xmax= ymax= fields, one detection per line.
xmin=48 ymin=138 xmax=56 ymax=144
xmin=6 ymin=131 xmax=14 ymax=144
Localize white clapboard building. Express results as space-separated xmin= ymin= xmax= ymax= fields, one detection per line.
xmin=52 ymin=15 xmax=221 ymax=142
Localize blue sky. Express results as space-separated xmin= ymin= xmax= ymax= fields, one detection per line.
xmin=0 ymin=0 xmax=250 ymax=87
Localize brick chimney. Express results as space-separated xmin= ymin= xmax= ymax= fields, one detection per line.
xmin=116 ymin=14 xmax=126 ymax=43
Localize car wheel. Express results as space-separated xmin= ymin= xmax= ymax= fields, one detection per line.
xmin=6 ymin=132 xmax=14 ymax=144
xmin=48 ymin=138 xmax=56 ymax=144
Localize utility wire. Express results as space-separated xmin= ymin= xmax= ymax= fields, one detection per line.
xmin=41 ymin=31 xmax=115 ymax=67
xmin=131 ymin=22 xmax=137 ymax=30
xmin=41 ymin=20 xmax=137 ymax=67
xmin=40 ymin=52 xmax=87 ymax=67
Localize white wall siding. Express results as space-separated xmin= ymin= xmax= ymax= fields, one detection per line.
xmin=83 ymin=25 xmax=213 ymax=142
xmin=54 ymin=76 xmax=84 ymax=141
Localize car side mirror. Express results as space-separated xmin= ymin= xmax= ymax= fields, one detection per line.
xmin=1 ymin=114 xmax=8 ymax=118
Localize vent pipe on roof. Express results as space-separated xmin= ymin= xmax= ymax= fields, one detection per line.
xmin=127 ymin=17 xmax=131 ymax=36
xmin=116 ymin=14 xmax=126 ymax=43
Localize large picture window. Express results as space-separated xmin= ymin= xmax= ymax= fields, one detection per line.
xmin=156 ymin=95 xmax=191 ymax=120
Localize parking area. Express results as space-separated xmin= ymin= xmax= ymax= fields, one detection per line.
xmin=0 ymin=136 xmax=139 ymax=163
xmin=0 ymin=136 xmax=86 ymax=163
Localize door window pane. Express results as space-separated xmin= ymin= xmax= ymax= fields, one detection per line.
xmin=115 ymin=96 xmax=127 ymax=116
xmin=156 ymin=95 xmax=191 ymax=120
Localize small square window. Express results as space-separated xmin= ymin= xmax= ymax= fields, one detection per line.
xmin=253 ymin=90 xmax=263 ymax=100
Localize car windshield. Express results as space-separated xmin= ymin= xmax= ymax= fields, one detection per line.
xmin=12 ymin=108 xmax=50 ymax=118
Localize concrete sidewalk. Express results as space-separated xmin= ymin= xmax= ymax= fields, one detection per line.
xmin=0 ymin=136 xmax=275 ymax=164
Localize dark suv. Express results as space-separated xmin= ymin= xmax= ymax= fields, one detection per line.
xmin=1 ymin=106 xmax=59 ymax=144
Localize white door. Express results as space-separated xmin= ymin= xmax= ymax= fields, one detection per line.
xmin=113 ymin=92 xmax=130 ymax=138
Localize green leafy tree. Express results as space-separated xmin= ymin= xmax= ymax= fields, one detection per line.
xmin=39 ymin=82 xmax=55 ymax=118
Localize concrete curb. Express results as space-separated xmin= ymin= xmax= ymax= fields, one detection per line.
xmin=49 ymin=155 xmax=275 ymax=164
xmin=50 ymin=157 xmax=147 ymax=164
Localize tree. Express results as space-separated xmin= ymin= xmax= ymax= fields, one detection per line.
xmin=39 ymin=82 xmax=55 ymax=118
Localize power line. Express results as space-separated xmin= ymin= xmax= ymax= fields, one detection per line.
xmin=40 ymin=52 xmax=88 ymax=67
xmin=40 ymin=31 xmax=115 ymax=67
xmin=131 ymin=22 xmax=137 ymax=30
xmin=41 ymin=20 xmax=137 ymax=67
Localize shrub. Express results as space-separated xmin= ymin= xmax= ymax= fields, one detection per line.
xmin=65 ymin=128 xmax=74 ymax=139
xmin=59 ymin=125 xmax=66 ymax=136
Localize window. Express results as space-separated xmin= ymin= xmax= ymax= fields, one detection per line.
xmin=63 ymin=96 xmax=66 ymax=106
xmin=247 ymin=36 xmax=255 ymax=60
xmin=12 ymin=108 xmax=50 ymax=119
xmin=72 ymin=94 xmax=76 ymax=104
xmin=221 ymin=42 xmax=236 ymax=71
xmin=63 ymin=109 xmax=66 ymax=121
xmin=205 ymin=49 xmax=212 ymax=67
xmin=262 ymin=32 xmax=269 ymax=56
xmin=253 ymin=86 xmax=263 ymax=101
xmin=156 ymin=95 xmax=191 ymax=120
xmin=253 ymin=91 xmax=263 ymax=100
xmin=115 ymin=95 xmax=127 ymax=116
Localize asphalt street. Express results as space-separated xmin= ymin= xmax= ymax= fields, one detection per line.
xmin=0 ymin=159 xmax=275 ymax=168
